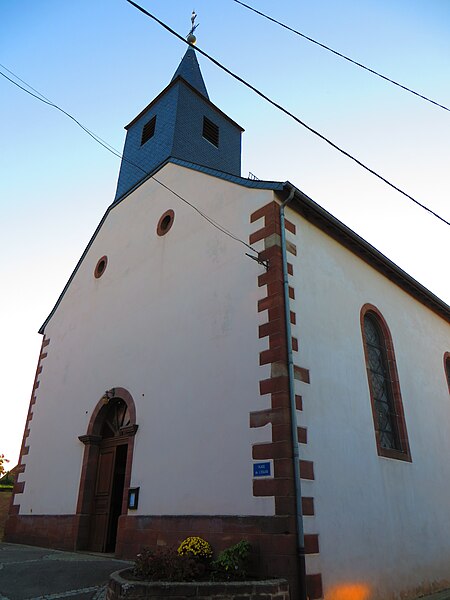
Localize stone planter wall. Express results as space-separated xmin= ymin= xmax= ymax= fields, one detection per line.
xmin=106 ymin=569 xmax=290 ymax=600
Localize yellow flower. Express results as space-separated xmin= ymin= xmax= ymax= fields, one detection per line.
xmin=177 ymin=536 xmax=212 ymax=558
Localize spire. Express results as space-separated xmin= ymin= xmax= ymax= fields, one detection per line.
xmin=171 ymin=11 xmax=209 ymax=98
xmin=171 ymin=48 xmax=209 ymax=99
xmin=113 ymin=10 xmax=242 ymax=201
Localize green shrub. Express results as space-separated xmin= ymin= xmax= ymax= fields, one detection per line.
xmin=211 ymin=540 xmax=251 ymax=581
xmin=0 ymin=473 xmax=14 ymax=486
xmin=133 ymin=539 xmax=254 ymax=582
xmin=133 ymin=547 xmax=205 ymax=581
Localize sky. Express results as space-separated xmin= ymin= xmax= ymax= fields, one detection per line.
xmin=1 ymin=0 xmax=449 ymax=465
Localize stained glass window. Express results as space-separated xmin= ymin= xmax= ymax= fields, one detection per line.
xmin=445 ymin=355 xmax=450 ymax=393
xmin=364 ymin=313 xmax=400 ymax=450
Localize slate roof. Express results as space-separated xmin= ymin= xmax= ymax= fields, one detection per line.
xmin=171 ymin=47 xmax=209 ymax=99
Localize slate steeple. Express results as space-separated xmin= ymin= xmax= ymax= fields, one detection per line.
xmin=114 ymin=44 xmax=243 ymax=202
xmin=171 ymin=47 xmax=209 ymax=99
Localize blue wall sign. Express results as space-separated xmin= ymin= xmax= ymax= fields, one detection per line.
xmin=253 ymin=461 xmax=272 ymax=478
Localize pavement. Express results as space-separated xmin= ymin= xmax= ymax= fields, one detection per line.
xmin=1 ymin=542 xmax=450 ymax=600
xmin=0 ymin=543 xmax=131 ymax=600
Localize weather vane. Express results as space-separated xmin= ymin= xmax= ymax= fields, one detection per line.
xmin=187 ymin=10 xmax=199 ymax=45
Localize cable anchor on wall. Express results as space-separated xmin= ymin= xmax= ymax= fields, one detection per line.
xmin=245 ymin=252 xmax=269 ymax=270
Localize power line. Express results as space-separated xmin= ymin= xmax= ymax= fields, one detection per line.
xmin=125 ymin=0 xmax=450 ymax=228
xmin=0 ymin=62 xmax=53 ymax=101
xmin=232 ymin=0 xmax=450 ymax=114
xmin=0 ymin=61 xmax=153 ymax=164
xmin=0 ymin=68 xmax=123 ymax=159
xmin=0 ymin=67 xmax=257 ymax=255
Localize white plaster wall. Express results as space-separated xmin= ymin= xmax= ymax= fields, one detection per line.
xmin=287 ymin=208 xmax=450 ymax=599
xmin=19 ymin=163 xmax=274 ymax=517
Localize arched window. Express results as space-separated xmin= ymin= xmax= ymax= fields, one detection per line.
xmin=361 ymin=305 xmax=411 ymax=462
xmin=445 ymin=353 xmax=450 ymax=393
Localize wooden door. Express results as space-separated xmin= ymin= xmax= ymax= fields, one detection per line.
xmin=89 ymin=445 xmax=116 ymax=552
xmin=87 ymin=398 xmax=132 ymax=552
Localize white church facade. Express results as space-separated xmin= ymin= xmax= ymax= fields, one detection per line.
xmin=6 ymin=46 xmax=450 ymax=600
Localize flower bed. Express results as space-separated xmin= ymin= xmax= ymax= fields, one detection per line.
xmin=106 ymin=569 xmax=290 ymax=600
xmin=106 ymin=535 xmax=290 ymax=600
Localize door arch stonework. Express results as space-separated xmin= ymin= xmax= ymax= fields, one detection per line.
xmin=75 ymin=387 xmax=138 ymax=551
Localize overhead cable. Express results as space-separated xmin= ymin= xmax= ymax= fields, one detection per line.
xmin=125 ymin=0 xmax=450 ymax=228
xmin=0 ymin=67 xmax=257 ymax=255
xmin=232 ymin=0 xmax=450 ymax=113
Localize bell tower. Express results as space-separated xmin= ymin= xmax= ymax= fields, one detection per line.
xmin=114 ymin=19 xmax=243 ymax=201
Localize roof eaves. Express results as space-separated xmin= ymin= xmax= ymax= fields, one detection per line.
xmin=169 ymin=158 xmax=283 ymax=190
xmin=40 ymin=171 xmax=448 ymax=334
xmin=279 ymin=183 xmax=450 ymax=324
xmin=113 ymin=157 xmax=283 ymax=206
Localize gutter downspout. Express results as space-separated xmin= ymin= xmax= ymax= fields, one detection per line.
xmin=280 ymin=184 xmax=307 ymax=600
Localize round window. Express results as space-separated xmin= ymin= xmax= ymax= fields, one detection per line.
xmin=157 ymin=209 xmax=175 ymax=236
xmin=94 ymin=256 xmax=108 ymax=279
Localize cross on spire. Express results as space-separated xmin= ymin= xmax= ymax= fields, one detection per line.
xmin=187 ymin=9 xmax=199 ymax=44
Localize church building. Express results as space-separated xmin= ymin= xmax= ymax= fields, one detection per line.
xmin=6 ymin=37 xmax=450 ymax=600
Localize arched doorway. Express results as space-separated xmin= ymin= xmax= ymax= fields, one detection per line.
xmin=76 ymin=388 xmax=138 ymax=552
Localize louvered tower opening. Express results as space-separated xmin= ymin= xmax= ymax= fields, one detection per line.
xmin=141 ymin=116 xmax=156 ymax=145
xmin=202 ymin=116 xmax=219 ymax=147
